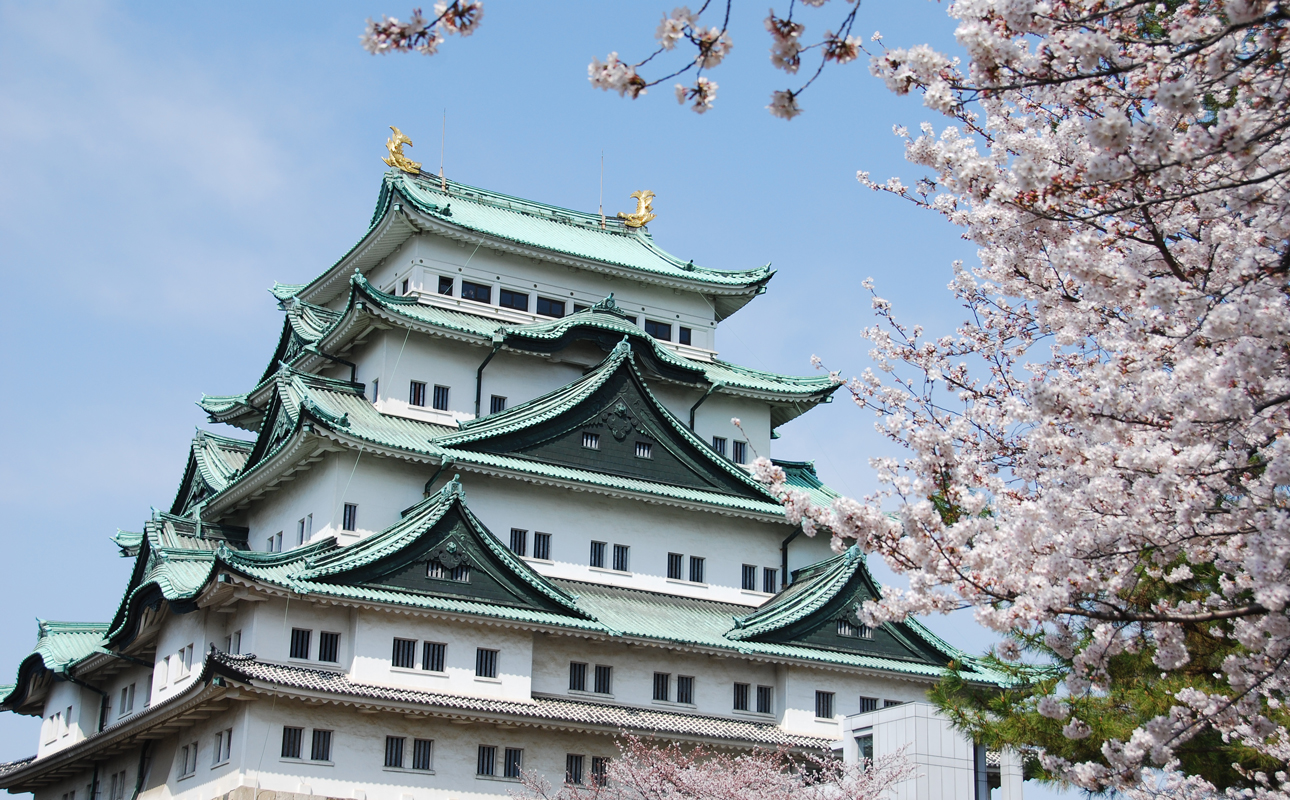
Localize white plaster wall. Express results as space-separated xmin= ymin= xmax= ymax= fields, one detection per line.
xmin=36 ymin=681 xmax=88 ymax=757
xmin=453 ymin=473 xmax=793 ymax=605
xmin=778 ymin=664 xmax=929 ymax=738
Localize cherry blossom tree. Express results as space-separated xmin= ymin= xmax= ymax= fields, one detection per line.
xmin=364 ymin=1 xmax=1290 ymax=795
xmin=513 ymin=734 xmax=914 ymax=800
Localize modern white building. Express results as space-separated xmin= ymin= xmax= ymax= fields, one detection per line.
xmin=0 ymin=163 xmax=1007 ymax=800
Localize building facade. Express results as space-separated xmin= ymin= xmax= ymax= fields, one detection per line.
xmin=0 ymin=167 xmax=1004 ymax=800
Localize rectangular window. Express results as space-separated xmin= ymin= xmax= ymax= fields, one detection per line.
xmin=837 ymin=619 xmax=873 ymax=639
xmin=310 ymin=729 xmax=332 ymax=762
xmin=593 ymin=664 xmax=612 ymax=695
xmin=318 ymin=632 xmax=340 ymax=663
xmin=678 ymin=326 xmax=692 ymax=346
xmin=490 ymin=395 xmax=507 ymax=414
xmin=742 ymin=564 xmax=757 ymax=591
xmin=582 ymin=431 xmax=600 ymax=450
xmin=503 ymin=748 xmax=523 ymax=779
xmin=815 ymin=691 xmax=836 ymax=719
xmin=533 ymin=532 xmax=551 ymax=560
xmin=612 ymin=544 xmax=630 ymax=572
xmin=566 ymin=754 xmax=584 ymax=785
xmin=177 ymin=744 xmax=195 ymax=778
xmin=711 ymin=436 xmax=727 ymax=457
xmin=401 ymin=278 xmax=409 ymax=295
xmin=385 ymin=736 xmax=405 ymax=768
xmin=644 ymin=319 xmax=671 ymax=341
xmin=763 ymin=567 xmax=778 ymax=594
xmin=573 ymin=304 xmax=589 ymax=313
xmin=858 ymin=696 xmax=880 ymax=713
xmin=689 ymin=556 xmax=705 ymax=584
xmin=676 ymin=675 xmax=694 ymax=705
xmin=433 ymin=385 xmax=450 ymax=411
xmin=667 ymin=553 xmax=683 ymax=580
xmin=499 ymin=288 xmax=529 ymax=311
xmin=342 ymin=503 xmax=358 ymax=532
xmin=118 ymin=683 xmax=135 ymax=717
xmin=181 ymin=644 xmax=193 ymax=675
xmin=281 ymin=726 xmax=303 ymax=759
xmin=653 ymin=673 xmax=670 ymax=702
xmin=372 ymin=378 xmax=379 ymax=403
xmin=509 ymin=528 xmax=527 ymax=556
xmin=427 ymin=559 xmax=470 ymax=582
xmin=214 ymin=727 xmax=233 ymax=764
xmin=732 ymin=441 xmax=747 ymax=464
xmin=536 ymin=297 xmax=565 ymax=318
xmin=757 ymin=685 xmax=774 ymax=714
xmin=114 ymin=771 xmax=128 ymax=800
xmin=590 ymin=541 xmax=606 ymax=569
xmin=297 ymin=518 xmax=306 ymax=546
xmin=635 ymin=441 xmax=652 ymax=459
xmin=569 ymin=662 xmax=587 ymax=692
xmin=412 ymin=738 xmax=434 ymax=771
xmin=462 ymin=281 xmax=491 ymax=303
xmin=289 ymin=628 xmax=311 ymax=660
xmin=423 ymin=641 xmax=446 ymax=673
xmin=733 ymin=682 xmax=750 ymax=711
xmin=477 ymin=745 xmax=497 ymax=776
xmin=476 ymin=648 xmax=499 ymax=679
xmin=392 ymin=637 xmax=416 ymax=669
xmin=409 ymin=380 xmax=427 ymax=407
xmin=591 ymin=757 xmax=609 ymax=786
xmin=885 ymin=699 xmax=904 ymax=708
xmin=438 ymin=276 xmax=454 ymax=296
xmin=857 ymin=734 xmax=874 ymax=763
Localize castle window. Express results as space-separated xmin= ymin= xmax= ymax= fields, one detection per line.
xmin=742 ymin=564 xmax=757 ymax=591
xmin=644 ymin=319 xmax=671 ymax=341
xmin=318 ymin=632 xmax=340 ymax=663
xmin=837 ymin=619 xmax=873 ymax=639
xmin=763 ymin=567 xmax=778 ymax=594
xmin=385 ymin=736 xmax=405 ymax=768
xmin=589 ymin=541 xmax=606 ymax=568
xmin=401 ymin=278 xmax=409 ymax=295
xmin=462 ymin=281 xmax=491 ymax=303
xmin=815 ymin=691 xmax=835 ymax=719
xmin=342 ymin=503 xmax=358 ymax=532
xmin=391 ymin=638 xmax=416 ymax=669
xmin=177 ymin=743 xmax=197 ymax=778
xmin=509 ymin=528 xmax=527 ymax=556
xmin=533 ymin=532 xmax=552 ymax=560
xmin=667 ymin=553 xmax=683 ymax=580
xmin=433 ymin=385 xmax=450 ymax=411
xmin=499 ymin=288 xmax=529 ymax=311
xmin=118 ymin=683 xmax=135 ymax=717
xmin=438 ymin=276 xmax=454 ymax=296
xmin=676 ymin=675 xmax=694 ymax=704
xmin=612 ymin=544 xmax=630 ymax=572
xmin=428 ymin=560 xmax=469 ymax=582
xmin=281 ymin=727 xmax=303 ymax=759
xmin=537 ymin=297 xmax=565 ymax=318
xmin=733 ymin=682 xmax=750 ymax=711
xmin=409 ymin=380 xmax=427 ymax=407
xmin=689 ymin=556 xmax=705 ymax=584
xmin=504 ymin=748 xmax=524 ymax=779
xmin=569 ymin=661 xmax=587 ymax=691
xmin=593 ymin=665 xmax=613 ymax=694
xmin=732 ymin=441 xmax=747 ymax=464
xmin=477 ymin=745 xmax=496 ymax=776
xmin=413 ymin=738 xmax=434 ymax=771
xmin=490 ymin=395 xmax=507 ymax=414
xmin=757 ymin=685 xmax=774 ymax=714
xmin=573 ymin=304 xmax=589 ymax=313
xmin=592 ymin=757 xmax=609 ymax=786
xmin=711 ymin=436 xmax=727 ymax=457
xmin=885 ymin=699 xmax=905 ymax=708
xmin=858 ymin=696 xmax=880 ymax=713
xmin=310 ymin=729 xmax=332 ymax=762
xmin=213 ymin=728 xmax=233 ymax=765
xmin=371 ymin=378 xmax=379 ymax=403
xmin=290 ymin=629 xmax=311 ymax=660
xmin=476 ymin=648 xmax=499 ymax=679
xmin=582 ymin=432 xmax=600 ymax=450
xmin=635 ymin=441 xmax=652 ymax=459
xmin=423 ymin=642 xmax=446 ymax=672
xmin=566 ymin=754 xmax=584 ymax=785
xmin=653 ymin=672 xmax=670 ymax=701
xmin=679 ymin=326 xmax=692 ymax=346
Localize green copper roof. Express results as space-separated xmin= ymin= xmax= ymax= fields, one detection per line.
xmin=0 ymin=622 xmax=110 ymax=712
xmin=170 ymin=430 xmax=253 ymax=516
xmin=730 ymin=547 xmax=867 ymax=640
xmin=772 ymin=460 xmax=841 ymax=510
xmin=270 ymin=283 xmax=306 ymax=301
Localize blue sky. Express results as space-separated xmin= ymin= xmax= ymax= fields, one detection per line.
xmin=0 ymin=2 xmax=1069 ymax=796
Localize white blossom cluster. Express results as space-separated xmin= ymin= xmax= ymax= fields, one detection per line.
xmin=360 ymin=1 xmax=482 ymax=56
xmin=755 ymin=1 xmax=1290 ymax=795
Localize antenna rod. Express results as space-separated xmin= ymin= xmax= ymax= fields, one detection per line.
xmin=599 ymin=151 xmax=605 ymax=229
xmin=440 ymin=110 xmax=447 ymax=191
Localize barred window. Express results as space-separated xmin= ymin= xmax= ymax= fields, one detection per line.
xmin=569 ymin=661 xmax=587 ymax=691
xmin=689 ymin=556 xmax=705 ymax=584
xmin=612 ymin=544 xmax=630 ymax=572
xmin=342 ymin=503 xmax=358 ymax=532
xmin=490 ymin=395 xmax=507 ymax=414
xmin=427 ymin=560 xmax=470 ymax=582
xmin=757 ymin=685 xmax=774 ymax=714
xmin=635 ymin=441 xmax=652 ymax=459
xmin=385 ymin=736 xmax=405 ymax=768
xmin=591 ymin=756 xmax=609 ymax=786
xmin=837 ymin=619 xmax=873 ymax=639
xmin=742 ymin=564 xmax=757 ymax=591
xmin=653 ymin=672 xmax=670 ymax=702
xmin=423 ymin=641 xmax=446 ymax=672
xmin=509 ymin=528 xmax=527 ymax=556
xmin=392 ymin=637 xmax=416 ymax=669
xmin=677 ymin=675 xmax=694 ymax=705
xmin=412 ymin=738 xmax=434 ymax=771
xmin=815 ymin=691 xmax=836 ymax=719
xmin=590 ymin=541 xmax=606 ymax=568
xmin=409 ymin=380 xmax=427 ymax=407
xmin=733 ymin=682 xmax=750 ymax=711
xmin=281 ymin=726 xmax=303 ymax=759
xmin=711 ymin=436 xmax=727 ymax=457
xmin=289 ymin=628 xmax=311 ymax=660
xmin=732 ymin=441 xmax=747 ymax=464
xmin=311 ymin=730 xmax=332 ymax=762
xmin=533 ymin=532 xmax=551 ymax=560
xmin=504 ymin=748 xmax=523 ymax=779
xmin=582 ymin=432 xmax=600 ymax=450
xmin=763 ymin=567 xmax=778 ymax=594
xmin=477 ymin=745 xmax=496 ymax=776
xmin=432 ymin=385 xmax=450 ymax=411
xmin=476 ymin=648 xmax=499 ymax=679
xmin=318 ymin=632 xmax=340 ymax=663
xmin=858 ymin=696 xmax=880 ymax=713
xmin=667 ymin=553 xmax=683 ymax=580
xmin=566 ymin=754 xmax=584 ymax=785
xmin=594 ymin=664 xmax=613 ymax=695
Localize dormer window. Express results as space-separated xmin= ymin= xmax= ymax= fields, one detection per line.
xmin=644 ymin=320 xmax=671 ymax=341
xmin=582 ymin=432 xmax=600 ymax=450
xmin=837 ymin=619 xmax=874 ymax=639
xmin=427 ymin=560 xmax=470 ymax=582
xmin=635 ymin=442 xmax=652 ymax=459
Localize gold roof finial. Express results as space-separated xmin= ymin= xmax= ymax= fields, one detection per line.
xmin=617 ymin=190 xmax=657 ymax=228
xmin=382 ymin=126 xmax=421 ymax=174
